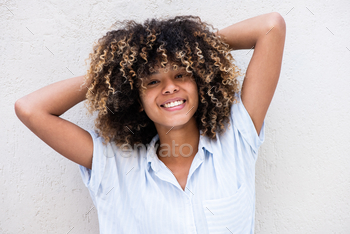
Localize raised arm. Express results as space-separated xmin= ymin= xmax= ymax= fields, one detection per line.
xmin=216 ymin=12 xmax=286 ymax=135
xmin=14 ymin=75 xmax=94 ymax=169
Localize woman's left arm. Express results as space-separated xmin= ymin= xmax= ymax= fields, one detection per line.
xmin=216 ymin=12 xmax=286 ymax=135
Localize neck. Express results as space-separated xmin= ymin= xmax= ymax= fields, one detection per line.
xmin=155 ymin=117 xmax=199 ymax=167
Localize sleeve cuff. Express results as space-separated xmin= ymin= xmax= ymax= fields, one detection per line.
xmin=78 ymin=129 xmax=107 ymax=196
xmin=231 ymin=91 xmax=266 ymax=154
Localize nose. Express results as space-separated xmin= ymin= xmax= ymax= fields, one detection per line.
xmin=162 ymin=78 xmax=179 ymax=94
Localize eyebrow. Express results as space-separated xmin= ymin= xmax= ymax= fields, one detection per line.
xmin=150 ymin=71 xmax=159 ymax=75
xmin=149 ymin=67 xmax=186 ymax=76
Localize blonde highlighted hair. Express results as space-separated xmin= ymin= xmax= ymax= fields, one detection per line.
xmin=82 ymin=15 xmax=242 ymax=146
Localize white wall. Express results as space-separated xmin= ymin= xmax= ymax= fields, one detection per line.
xmin=1 ymin=0 xmax=349 ymax=233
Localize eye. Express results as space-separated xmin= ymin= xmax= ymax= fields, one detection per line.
xmin=147 ymin=73 xmax=186 ymax=85
xmin=148 ymin=80 xmax=158 ymax=85
xmin=176 ymin=74 xmax=184 ymax=79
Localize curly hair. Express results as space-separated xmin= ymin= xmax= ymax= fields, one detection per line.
xmin=81 ymin=15 xmax=242 ymax=147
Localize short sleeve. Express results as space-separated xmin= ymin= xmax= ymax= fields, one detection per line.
xmin=230 ymin=91 xmax=265 ymax=154
xmin=78 ymin=129 xmax=107 ymax=196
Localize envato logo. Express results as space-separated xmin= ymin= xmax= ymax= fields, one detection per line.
xmin=103 ymin=140 xmax=194 ymax=158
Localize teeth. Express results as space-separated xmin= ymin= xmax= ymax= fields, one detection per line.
xmin=164 ymin=100 xmax=184 ymax=108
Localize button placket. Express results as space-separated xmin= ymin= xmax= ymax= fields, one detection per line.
xmin=187 ymin=197 xmax=197 ymax=234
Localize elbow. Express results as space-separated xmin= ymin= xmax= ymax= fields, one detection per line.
xmin=269 ymin=12 xmax=286 ymax=34
xmin=14 ymin=99 xmax=32 ymax=121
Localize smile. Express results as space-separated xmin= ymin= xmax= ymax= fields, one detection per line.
xmin=161 ymin=100 xmax=186 ymax=111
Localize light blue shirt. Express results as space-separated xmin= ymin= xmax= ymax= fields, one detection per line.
xmin=79 ymin=91 xmax=265 ymax=234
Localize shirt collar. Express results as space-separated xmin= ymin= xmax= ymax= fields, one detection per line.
xmin=146 ymin=129 xmax=213 ymax=172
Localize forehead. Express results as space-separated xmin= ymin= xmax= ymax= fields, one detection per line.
xmin=150 ymin=64 xmax=186 ymax=75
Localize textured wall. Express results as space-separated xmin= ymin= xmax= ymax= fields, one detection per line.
xmin=1 ymin=0 xmax=350 ymax=233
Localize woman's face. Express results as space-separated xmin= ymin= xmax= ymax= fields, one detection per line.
xmin=139 ymin=63 xmax=199 ymax=130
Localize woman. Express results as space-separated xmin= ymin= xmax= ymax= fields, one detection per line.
xmin=15 ymin=12 xmax=286 ymax=234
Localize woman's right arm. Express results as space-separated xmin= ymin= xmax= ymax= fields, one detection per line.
xmin=14 ymin=75 xmax=94 ymax=170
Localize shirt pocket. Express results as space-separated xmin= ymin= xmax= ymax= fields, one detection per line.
xmin=202 ymin=183 xmax=253 ymax=234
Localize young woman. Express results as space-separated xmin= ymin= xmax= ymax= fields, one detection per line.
xmin=15 ymin=12 xmax=285 ymax=234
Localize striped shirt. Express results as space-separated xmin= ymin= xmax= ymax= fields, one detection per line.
xmin=78 ymin=91 xmax=265 ymax=234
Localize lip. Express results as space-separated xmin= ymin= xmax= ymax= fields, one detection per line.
xmin=161 ymin=100 xmax=186 ymax=111
xmin=160 ymin=97 xmax=186 ymax=107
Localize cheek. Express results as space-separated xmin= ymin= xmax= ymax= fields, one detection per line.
xmin=140 ymin=92 xmax=157 ymax=112
xmin=189 ymin=83 xmax=199 ymax=101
